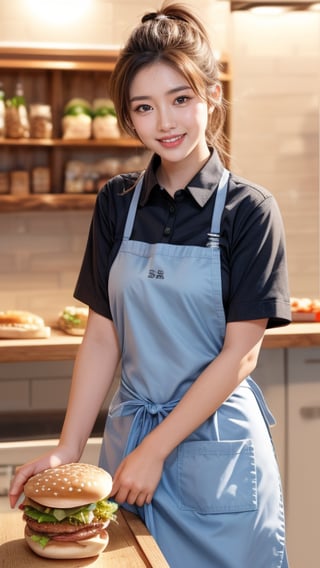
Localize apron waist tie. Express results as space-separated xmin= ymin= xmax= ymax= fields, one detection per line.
xmin=246 ymin=377 xmax=276 ymax=427
xmin=109 ymin=378 xmax=275 ymax=459
xmin=109 ymin=397 xmax=180 ymax=457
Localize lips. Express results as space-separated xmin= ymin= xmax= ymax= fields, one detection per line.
xmin=157 ymin=133 xmax=186 ymax=148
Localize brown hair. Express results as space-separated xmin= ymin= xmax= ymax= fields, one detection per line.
xmin=109 ymin=1 xmax=229 ymax=165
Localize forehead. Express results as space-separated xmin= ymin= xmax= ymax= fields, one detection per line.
xmin=129 ymin=61 xmax=190 ymax=96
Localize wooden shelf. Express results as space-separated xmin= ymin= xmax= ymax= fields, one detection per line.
xmin=0 ymin=47 xmax=231 ymax=213
xmin=0 ymin=137 xmax=142 ymax=147
xmin=0 ymin=193 xmax=97 ymax=212
xmin=0 ymin=47 xmax=119 ymax=72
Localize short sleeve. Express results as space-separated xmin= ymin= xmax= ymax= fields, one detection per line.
xmin=223 ymin=186 xmax=291 ymax=329
xmin=74 ymin=186 xmax=115 ymax=319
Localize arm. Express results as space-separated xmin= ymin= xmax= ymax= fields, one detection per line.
xmin=111 ymin=318 xmax=267 ymax=506
xmin=58 ymin=309 xmax=120 ymax=459
xmin=9 ymin=309 xmax=120 ymax=508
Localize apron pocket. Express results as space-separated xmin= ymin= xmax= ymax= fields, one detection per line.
xmin=177 ymin=439 xmax=257 ymax=514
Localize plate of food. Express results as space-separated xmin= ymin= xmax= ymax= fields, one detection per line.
xmin=290 ymin=297 xmax=320 ymax=321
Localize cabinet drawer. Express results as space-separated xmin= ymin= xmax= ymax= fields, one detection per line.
xmin=31 ymin=378 xmax=70 ymax=410
xmin=0 ymin=381 xmax=29 ymax=411
xmin=288 ymin=348 xmax=320 ymax=383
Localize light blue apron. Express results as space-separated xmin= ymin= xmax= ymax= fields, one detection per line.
xmin=99 ymin=169 xmax=288 ymax=568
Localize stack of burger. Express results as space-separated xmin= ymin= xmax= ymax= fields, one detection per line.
xmin=20 ymin=463 xmax=118 ymax=559
xmin=0 ymin=310 xmax=51 ymax=339
xmin=57 ymin=305 xmax=88 ymax=336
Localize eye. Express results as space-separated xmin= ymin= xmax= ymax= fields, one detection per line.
xmin=175 ymin=95 xmax=190 ymax=105
xmin=133 ymin=103 xmax=153 ymax=113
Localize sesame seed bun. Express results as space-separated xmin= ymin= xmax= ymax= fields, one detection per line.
xmin=0 ymin=310 xmax=50 ymax=339
xmin=23 ymin=463 xmax=113 ymax=508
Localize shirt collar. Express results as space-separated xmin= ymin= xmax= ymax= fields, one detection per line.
xmin=139 ymin=149 xmax=225 ymax=207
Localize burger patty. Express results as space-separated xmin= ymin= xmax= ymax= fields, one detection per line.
xmin=24 ymin=515 xmax=108 ymax=537
xmin=52 ymin=527 xmax=109 ymax=542
xmin=25 ymin=524 xmax=109 ymax=543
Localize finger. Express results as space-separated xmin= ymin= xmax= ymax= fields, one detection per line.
xmin=135 ymin=493 xmax=147 ymax=507
xmin=113 ymin=488 xmax=129 ymax=503
xmin=127 ymin=491 xmax=142 ymax=506
xmin=145 ymin=493 xmax=153 ymax=505
xmin=9 ymin=462 xmax=47 ymax=508
xmin=109 ymin=478 xmax=120 ymax=498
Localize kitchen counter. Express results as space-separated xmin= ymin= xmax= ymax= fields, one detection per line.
xmin=1 ymin=323 xmax=320 ymax=363
xmin=0 ymin=503 xmax=169 ymax=567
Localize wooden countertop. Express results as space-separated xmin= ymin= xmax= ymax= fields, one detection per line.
xmin=0 ymin=505 xmax=169 ymax=567
xmin=0 ymin=327 xmax=82 ymax=363
xmin=262 ymin=322 xmax=320 ymax=348
xmin=1 ymin=323 xmax=320 ymax=363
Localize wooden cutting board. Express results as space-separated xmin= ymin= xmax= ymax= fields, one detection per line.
xmin=0 ymin=506 xmax=169 ymax=567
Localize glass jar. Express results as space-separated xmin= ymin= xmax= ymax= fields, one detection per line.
xmin=30 ymin=104 xmax=53 ymax=139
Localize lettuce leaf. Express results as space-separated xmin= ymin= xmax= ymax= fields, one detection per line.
xmin=30 ymin=534 xmax=50 ymax=549
xmin=24 ymin=498 xmax=118 ymax=525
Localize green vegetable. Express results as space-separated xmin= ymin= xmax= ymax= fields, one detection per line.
xmin=24 ymin=498 xmax=118 ymax=525
xmin=24 ymin=507 xmax=57 ymax=523
xmin=64 ymin=98 xmax=92 ymax=117
xmin=31 ymin=534 xmax=50 ymax=549
xmin=62 ymin=311 xmax=82 ymax=327
xmin=93 ymin=106 xmax=117 ymax=118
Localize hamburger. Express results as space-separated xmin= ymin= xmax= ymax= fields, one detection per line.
xmin=58 ymin=305 xmax=88 ymax=336
xmin=0 ymin=310 xmax=51 ymax=339
xmin=20 ymin=463 xmax=118 ymax=559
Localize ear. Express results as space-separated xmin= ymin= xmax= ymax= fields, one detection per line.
xmin=208 ymin=83 xmax=222 ymax=113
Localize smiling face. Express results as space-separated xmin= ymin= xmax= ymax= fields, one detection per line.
xmin=128 ymin=61 xmax=211 ymax=170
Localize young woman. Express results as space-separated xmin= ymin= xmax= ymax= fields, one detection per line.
xmin=10 ymin=3 xmax=291 ymax=566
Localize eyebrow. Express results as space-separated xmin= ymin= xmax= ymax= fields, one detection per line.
xmin=129 ymin=85 xmax=192 ymax=103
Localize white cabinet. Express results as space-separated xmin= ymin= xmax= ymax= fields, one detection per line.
xmin=286 ymin=348 xmax=320 ymax=568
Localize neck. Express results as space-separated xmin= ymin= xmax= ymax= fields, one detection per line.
xmin=157 ymin=148 xmax=211 ymax=197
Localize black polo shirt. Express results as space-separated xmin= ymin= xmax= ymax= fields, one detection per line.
xmin=74 ymin=150 xmax=291 ymax=328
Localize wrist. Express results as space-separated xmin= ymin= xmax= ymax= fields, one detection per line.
xmin=141 ymin=428 xmax=174 ymax=462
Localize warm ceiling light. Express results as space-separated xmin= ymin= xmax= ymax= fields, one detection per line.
xmin=249 ymin=5 xmax=289 ymax=13
xmin=231 ymin=1 xmax=320 ymax=10
xmin=26 ymin=0 xmax=92 ymax=25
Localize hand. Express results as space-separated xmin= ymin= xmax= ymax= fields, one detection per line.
xmin=9 ymin=445 xmax=76 ymax=509
xmin=110 ymin=442 xmax=164 ymax=507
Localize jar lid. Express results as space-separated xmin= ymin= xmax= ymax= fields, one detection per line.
xmin=29 ymin=104 xmax=52 ymax=118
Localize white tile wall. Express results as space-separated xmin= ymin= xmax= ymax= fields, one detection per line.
xmin=230 ymin=10 xmax=320 ymax=297
xmin=0 ymin=210 xmax=91 ymax=320
xmin=0 ymin=360 xmax=74 ymax=411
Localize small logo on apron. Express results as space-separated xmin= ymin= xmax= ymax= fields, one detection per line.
xmin=147 ymin=269 xmax=165 ymax=279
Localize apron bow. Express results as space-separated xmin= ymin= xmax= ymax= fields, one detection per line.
xmin=110 ymin=395 xmax=180 ymax=457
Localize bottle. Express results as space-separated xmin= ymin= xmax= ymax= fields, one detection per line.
xmin=12 ymin=81 xmax=26 ymax=107
xmin=6 ymin=81 xmax=30 ymax=138
xmin=30 ymin=104 xmax=53 ymax=139
xmin=0 ymin=82 xmax=5 ymax=138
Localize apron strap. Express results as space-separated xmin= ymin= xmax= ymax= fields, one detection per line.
xmin=246 ymin=377 xmax=276 ymax=427
xmin=211 ymin=168 xmax=230 ymax=234
xmin=123 ymin=175 xmax=144 ymax=241
xmin=206 ymin=168 xmax=230 ymax=247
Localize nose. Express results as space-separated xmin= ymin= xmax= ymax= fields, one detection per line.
xmin=157 ymin=105 xmax=176 ymax=131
